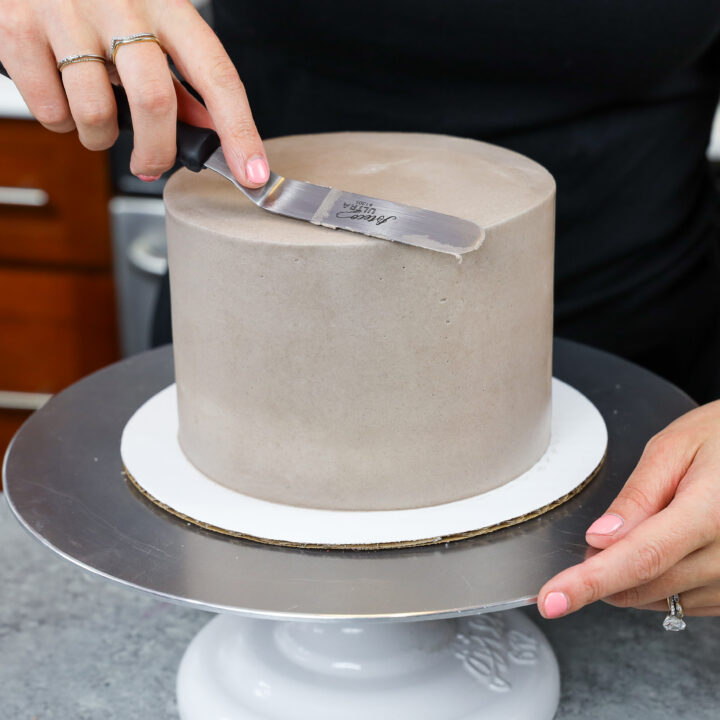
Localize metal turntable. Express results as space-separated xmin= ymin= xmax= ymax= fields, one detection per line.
xmin=3 ymin=340 xmax=694 ymax=719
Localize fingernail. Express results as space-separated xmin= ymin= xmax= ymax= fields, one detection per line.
xmin=137 ymin=174 xmax=161 ymax=183
xmin=543 ymin=591 xmax=570 ymax=619
xmin=246 ymin=156 xmax=269 ymax=184
xmin=587 ymin=513 xmax=624 ymax=536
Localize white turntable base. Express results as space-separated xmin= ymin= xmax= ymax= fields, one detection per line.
xmin=121 ymin=378 xmax=607 ymax=549
xmin=177 ymin=612 xmax=560 ymax=720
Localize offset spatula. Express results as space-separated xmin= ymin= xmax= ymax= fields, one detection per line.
xmin=200 ymin=151 xmax=484 ymax=256
xmin=110 ymin=86 xmax=482 ymax=257
xmin=0 ymin=62 xmax=483 ymax=255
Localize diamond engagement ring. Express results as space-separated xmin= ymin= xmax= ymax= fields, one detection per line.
xmin=109 ymin=33 xmax=162 ymax=64
xmin=663 ymin=593 xmax=686 ymax=632
xmin=57 ymin=54 xmax=106 ymax=72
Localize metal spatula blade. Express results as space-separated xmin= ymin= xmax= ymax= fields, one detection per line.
xmin=205 ymin=149 xmax=484 ymax=256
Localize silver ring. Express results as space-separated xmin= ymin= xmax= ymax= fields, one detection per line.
xmin=109 ymin=33 xmax=161 ymax=64
xmin=663 ymin=593 xmax=686 ymax=632
xmin=57 ymin=54 xmax=106 ymax=72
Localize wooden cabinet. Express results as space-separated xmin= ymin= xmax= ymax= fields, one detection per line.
xmin=0 ymin=120 xmax=113 ymax=267
xmin=0 ymin=119 xmax=119 ymax=477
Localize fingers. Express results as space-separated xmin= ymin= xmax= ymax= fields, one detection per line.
xmin=538 ymin=489 xmax=713 ymax=618
xmin=602 ymin=543 xmax=720 ymax=608
xmin=636 ymin=603 xmax=720 ymax=616
xmin=59 ymin=62 xmax=117 ymax=150
xmin=114 ymin=40 xmax=177 ymax=179
xmin=675 ymin=583 xmax=720 ymax=610
xmin=0 ymin=11 xmax=74 ymax=132
xmin=48 ymin=10 xmax=118 ymax=151
xmin=681 ymin=606 xmax=720 ymax=617
xmin=173 ymin=76 xmax=213 ymax=129
xmin=81 ymin=0 xmax=179 ymax=180
xmin=632 ymin=601 xmax=720 ymax=616
xmin=156 ymin=2 xmax=269 ymax=187
xmin=635 ymin=593 xmax=720 ymax=616
xmin=634 ymin=587 xmax=720 ymax=614
xmin=585 ymin=430 xmax=701 ymax=550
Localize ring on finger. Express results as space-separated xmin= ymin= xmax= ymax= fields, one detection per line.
xmin=663 ymin=593 xmax=687 ymax=632
xmin=57 ymin=54 xmax=106 ymax=72
xmin=109 ymin=33 xmax=162 ymax=64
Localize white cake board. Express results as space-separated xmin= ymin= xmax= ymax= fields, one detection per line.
xmin=121 ymin=378 xmax=607 ymax=549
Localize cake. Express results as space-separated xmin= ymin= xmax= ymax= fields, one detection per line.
xmin=164 ymin=132 xmax=555 ymax=511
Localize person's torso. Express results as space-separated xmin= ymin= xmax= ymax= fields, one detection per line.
xmin=211 ymin=0 xmax=720 ymax=398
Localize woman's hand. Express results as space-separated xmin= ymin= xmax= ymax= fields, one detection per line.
xmin=538 ymin=400 xmax=720 ymax=619
xmin=0 ymin=0 xmax=268 ymax=186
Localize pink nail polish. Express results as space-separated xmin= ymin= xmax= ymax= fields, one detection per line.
xmin=543 ymin=592 xmax=570 ymax=619
xmin=587 ymin=513 xmax=624 ymax=536
xmin=137 ymin=174 xmax=161 ymax=183
xmin=246 ymin=156 xmax=269 ymax=184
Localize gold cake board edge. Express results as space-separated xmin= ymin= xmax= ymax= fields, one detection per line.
xmin=123 ymin=451 xmax=606 ymax=551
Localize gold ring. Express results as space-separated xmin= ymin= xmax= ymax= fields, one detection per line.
xmin=109 ymin=33 xmax=161 ymax=64
xmin=57 ymin=54 xmax=106 ymax=72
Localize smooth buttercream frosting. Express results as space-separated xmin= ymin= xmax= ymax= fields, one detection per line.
xmin=165 ymin=132 xmax=555 ymax=510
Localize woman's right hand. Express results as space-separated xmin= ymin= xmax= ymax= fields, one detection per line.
xmin=0 ymin=0 xmax=269 ymax=187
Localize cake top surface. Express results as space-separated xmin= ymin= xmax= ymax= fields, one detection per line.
xmin=164 ymin=132 xmax=555 ymax=246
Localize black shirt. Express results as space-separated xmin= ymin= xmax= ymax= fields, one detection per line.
xmin=209 ymin=0 xmax=720 ymax=401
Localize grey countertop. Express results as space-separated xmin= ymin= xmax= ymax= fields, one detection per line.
xmin=1 ymin=494 xmax=718 ymax=719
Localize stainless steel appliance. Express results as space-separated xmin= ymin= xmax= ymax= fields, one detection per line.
xmin=109 ymin=0 xmax=211 ymax=357
xmin=110 ymin=197 xmax=167 ymax=357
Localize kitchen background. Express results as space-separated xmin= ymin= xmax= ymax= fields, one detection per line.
xmin=0 ymin=0 xmax=719 ymax=468
xmin=0 ymin=0 xmax=212 ymax=469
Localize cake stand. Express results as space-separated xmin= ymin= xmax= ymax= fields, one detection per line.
xmin=3 ymin=340 xmax=695 ymax=719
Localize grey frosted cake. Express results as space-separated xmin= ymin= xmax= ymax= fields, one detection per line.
xmin=164 ymin=132 xmax=556 ymax=511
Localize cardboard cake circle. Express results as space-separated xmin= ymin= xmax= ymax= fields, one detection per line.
xmin=121 ymin=379 xmax=607 ymax=550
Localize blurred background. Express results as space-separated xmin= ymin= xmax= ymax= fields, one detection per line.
xmin=0 ymin=0 xmax=212 ymax=467
xmin=0 ymin=0 xmax=719 ymax=467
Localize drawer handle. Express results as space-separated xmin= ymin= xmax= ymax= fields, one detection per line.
xmin=127 ymin=232 xmax=168 ymax=276
xmin=0 ymin=390 xmax=52 ymax=411
xmin=0 ymin=186 xmax=50 ymax=207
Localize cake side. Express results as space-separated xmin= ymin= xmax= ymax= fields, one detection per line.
xmin=165 ymin=132 xmax=555 ymax=510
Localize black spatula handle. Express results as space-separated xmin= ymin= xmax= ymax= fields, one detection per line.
xmin=112 ymin=84 xmax=218 ymax=172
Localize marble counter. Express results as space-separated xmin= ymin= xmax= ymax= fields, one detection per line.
xmin=1 ymin=495 xmax=718 ymax=719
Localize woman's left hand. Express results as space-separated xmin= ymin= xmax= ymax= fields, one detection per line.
xmin=537 ymin=400 xmax=720 ymax=619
